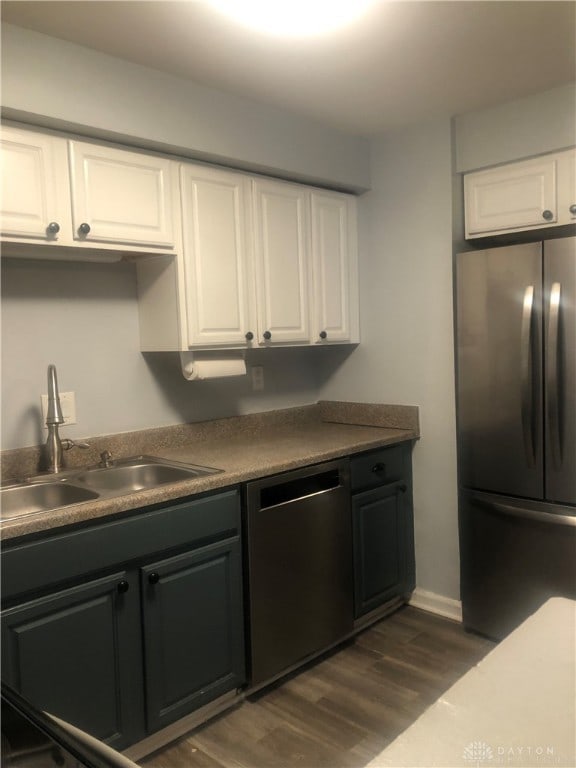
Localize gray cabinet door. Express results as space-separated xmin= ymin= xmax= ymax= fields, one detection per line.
xmin=1 ymin=571 xmax=144 ymax=748
xmin=141 ymin=537 xmax=245 ymax=732
xmin=352 ymin=481 xmax=412 ymax=617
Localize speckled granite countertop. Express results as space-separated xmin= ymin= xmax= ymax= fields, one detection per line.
xmin=1 ymin=401 xmax=419 ymax=542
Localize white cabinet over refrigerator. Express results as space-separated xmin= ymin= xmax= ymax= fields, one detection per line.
xmin=464 ymin=148 xmax=576 ymax=239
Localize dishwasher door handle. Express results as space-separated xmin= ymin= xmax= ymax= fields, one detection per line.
xmin=258 ymin=467 xmax=342 ymax=510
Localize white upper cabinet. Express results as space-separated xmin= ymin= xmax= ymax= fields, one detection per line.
xmin=1 ymin=125 xmax=177 ymax=257
xmin=180 ymin=164 xmax=254 ymax=347
xmin=2 ymin=124 xmax=360 ymax=351
xmin=311 ymin=190 xmax=359 ymax=344
xmin=69 ymin=141 xmax=177 ymax=248
xmin=252 ymin=179 xmax=311 ymax=345
xmin=138 ymin=173 xmax=360 ymax=351
xmin=0 ymin=126 xmax=71 ymax=243
xmin=464 ymin=148 xmax=576 ymax=238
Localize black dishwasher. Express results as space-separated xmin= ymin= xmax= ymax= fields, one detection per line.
xmin=245 ymin=459 xmax=353 ymax=688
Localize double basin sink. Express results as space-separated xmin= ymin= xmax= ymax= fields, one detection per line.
xmin=0 ymin=456 xmax=222 ymax=523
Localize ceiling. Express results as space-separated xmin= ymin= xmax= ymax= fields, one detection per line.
xmin=2 ymin=1 xmax=575 ymax=136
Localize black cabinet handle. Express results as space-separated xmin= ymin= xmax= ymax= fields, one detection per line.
xmin=399 ymin=483 xmax=408 ymax=493
xmin=541 ymin=209 xmax=554 ymax=221
xmin=371 ymin=463 xmax=386 ymax=474
xmin=245 ymin=331 xmax=254 ymax=341
xmin=117 ymin=580 xmax=130 ymax=594
xmin=319 ymin=331 xmax=328 ymax=340
xmin=263 ymin=331 xmax=272 ymax=340
xmin=148 ymin=572 xmax=160 ymax=585
xmin=78 ymin=222 xmax=91 ymax=235
xmin=570 ymin=204 xmax=576 ymax=215
xmin=46 ymin=221 xmax=60 ymax=235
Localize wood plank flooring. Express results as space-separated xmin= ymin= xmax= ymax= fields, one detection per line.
xmin=141 ymin=607 xmax=495 ymax=768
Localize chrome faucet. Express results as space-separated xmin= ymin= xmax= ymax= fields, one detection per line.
xmin=45 ymin=364 xmax=89 ymax=473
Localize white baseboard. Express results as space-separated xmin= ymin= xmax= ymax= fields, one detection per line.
xmin=409 ymin=588 xmax=462 ymax=622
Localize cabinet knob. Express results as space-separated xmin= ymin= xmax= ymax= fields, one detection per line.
xmin=399 ymin=483 xmax=408 ymax=493
xmin=117 ymin=580 xmax=130 ymax=594
xmin=245 ymin=331 xmax=254 ymax=341
xmin=319 ymin=331 xmax=328 ymax=340
xmin=46 ymin=221 xmax=60 ymax=235
xmin=148 ymin=572 xmax=160 ymax=585
xmin=569 ymin=204 xmax=576 ymax=215
xmin=371 ymin=463 xmax=386 ymax=474
xmin=263 ymin=331 xmax=272 ymax=341
xmin=541 ymin=209 xmax=554 ymax=221
xmin=78 ymin=222 xmax=91 ymax=235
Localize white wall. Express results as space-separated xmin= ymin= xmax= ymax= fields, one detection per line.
xmin=320 ymin=119 xmax=460 ymax=600
xmin=0 ymin=23 xmax=370 ymax=192
xmin=0 ymin=258 xmax=322 ymax=449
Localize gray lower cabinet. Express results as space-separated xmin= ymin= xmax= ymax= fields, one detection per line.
xmin=1 ymin=488 xmax=245 ymax=750
xmin=142 ymin=538 xmax=245 ymax=732
xmin=1 ymin=570 xmax=143 ymax=749
xmin=351 ymin=444 xmax=415 ymax=618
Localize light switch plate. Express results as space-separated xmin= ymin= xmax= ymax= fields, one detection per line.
xmin=41 ymin=391 xmax=77 ymax=426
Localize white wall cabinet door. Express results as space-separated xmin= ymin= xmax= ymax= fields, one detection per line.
xmin=465 ymin=155 xmax=558 ymax=238
xmin=69 ymin=141 xmax=177 ymax=248
xmin=180 ymin=164 xmax=255 ymax=347
xmin=557 ymin=148 xmax=576 ymax=225
xmin=464 ymin=149 xmax=576 ymax=239
xmin=252 ymin=179 xmax=311 ymax=345
xmin=311 ymin=190 xmax=359 ymax=344
xmin=0 ymin=126 xmax=71 ymax=243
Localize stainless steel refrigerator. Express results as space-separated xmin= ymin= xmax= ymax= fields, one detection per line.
xmin=456 ymin=236 xmax=576 ymax=640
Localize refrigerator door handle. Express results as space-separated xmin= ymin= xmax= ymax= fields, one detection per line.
xmin=521 ymin=285 xmax=536 ymax=468
xmin=547 ymin=281 xmax=562 ymax=470
xmin=474 ymin=496 xmax=576 ymax=528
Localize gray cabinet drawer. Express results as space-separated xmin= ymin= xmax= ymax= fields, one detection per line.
xmin=2 ymin=488 xmax=240 ymax=602
xmin=350 ymin=445 xmax=406 ymax=491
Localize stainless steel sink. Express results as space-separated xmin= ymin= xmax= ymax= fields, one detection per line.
xmin=0 ymin=482 xmax=100 ymax=522
xmin=1 ymin=456 xmax=222 ymax=523
xmin=74 ymin=456 xmax=220 ymax=493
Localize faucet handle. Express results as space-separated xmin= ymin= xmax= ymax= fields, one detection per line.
xmin=61 ymin=439 xmax=90 ymax=451
xmin=100 ymin=450 xmax=113 ymax=468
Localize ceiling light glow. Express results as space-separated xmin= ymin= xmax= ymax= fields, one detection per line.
xmin=205 ymin=0 xmax=375 ymax=37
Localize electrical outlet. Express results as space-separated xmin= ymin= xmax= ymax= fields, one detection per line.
xmin=41 ymin=391 xmax=77 ymax=426
xmin=251 ymin=366 xmax=264 ymax=391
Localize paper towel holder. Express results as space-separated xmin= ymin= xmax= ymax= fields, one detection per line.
xmin=179 ymin=351 xmax=247 ymax=381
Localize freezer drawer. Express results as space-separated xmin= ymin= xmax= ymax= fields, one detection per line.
xmin=460 ymin=489 xmax=576 ymax=640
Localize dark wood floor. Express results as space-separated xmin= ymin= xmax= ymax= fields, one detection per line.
xmin=141 ymin=606 xmax=495 ymax=768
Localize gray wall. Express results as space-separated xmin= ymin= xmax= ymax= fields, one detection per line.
xmin=320 ymin=118 xmax=460 ymax=600
xmin=319 ymin=84 xmax=576 ymax=602
xmin=1 ymin=21 xmax=575 ymax=604
xmin=1 ymin=258 xmax=323 ymax=449
xmin=455 ymin=82 xmax=576 ymax=172
xmin=1 ymin=23 xmax=370 ymax=192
